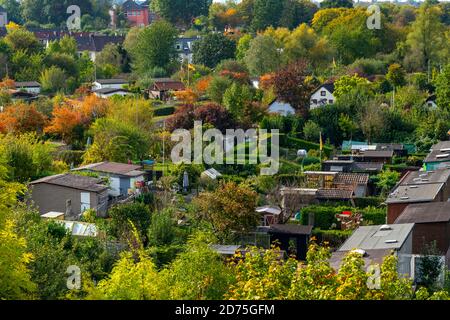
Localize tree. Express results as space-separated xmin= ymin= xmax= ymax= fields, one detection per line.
xmin=0 ymin=0 xmax=22 ymax=23
xmin=236 ymin=34 xmax=252 ymax=61
xmin=244 ymin=35 xmax=281 ymax=77
xmin=320 ymin=0 xmax=353 ymax=9
xmin=95 ymin=44 xmax=123 ymax=79
xmin=333 ymin=74 xmax=369 ymax=99
xmin=194 ymin=181 xmax=258 ymax=241
xmin=222 ymin=82 xmax=253 ymax=121
xmin=418 ymin=242 xmax=444 ymax=291
xmin=227 ymin=246 xmax=297 ymax=300
xmin=83 ymin=118 xmax=150 ymax=164
xmin=405 ymin=1 xmax=446 ymax=71
xmin=386 ymin=63 xmax=406 ymax=88
xmin=108 ymin=203 xmax=152 ymax=243
xmin=0 ymin=103 xmax=46 ymax=134
xmin=207 ymin=75 xmax=233 ymax=104
xmin=40 ymin=66 xmax=67 ymax=94
xmin=151 ymin=0 xmax=212 ymax=26
xmin=251 ymin=0 xmax=283 ymax=31
xmin=273 ymin=60 xmax=314 ymax=118
xmin=303 ymin=120 xmax=321 ymax=141
xmin=435 ymin=64 xmax=450 ymax=110
xmin=130 ymin=20 xmax=178 ymax=76
xmin=375 ymin=169 xmax=400 ymax=196
xmin=4 ymin=27 xmax=41 ymax=54
xmin=45 ymin=104 xmax=83 ymax=144
xmin=284 ymin=24 xmax=332 ymax=69
xmin=148 ymin=209 xmax=177 ymax=247
xmin=193 ymin=33 xmax=236 ymax=68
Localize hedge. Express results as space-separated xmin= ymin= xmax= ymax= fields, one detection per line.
xmin=153 ymin=106 xmax=175 ymax=117
xmin=300 ymin=205 xmax=386 ymax=229
xmin=353 ymin=197 xmax=384 ymax=208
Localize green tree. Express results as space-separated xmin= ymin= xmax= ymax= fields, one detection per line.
xmin=333 ymin=74 xmax=369 ymax=100
xmin=222 ymin=82 xmax=253 ymax=121
xmin=320 ymin=0 xmax=353 ymax=9
xmin=386 ymin=63 xmax=406 ymax=88
xmin=130 ymin=20 xmax=178 ymax=76
xmin=193 ymin=33 xmax=236 ymax=68
xmin=405 ymin=1 xmax=446 ymax=71
xmin=108 ymin=203 xmax=152 ymax=243
xmin=40 ymin=66 xmax=67 ymax=94
xmin=435 ymin=64 xmax=450 ymax=110
xmin=251 ymin=0 xmax=283 ymax=31
xmin=193 ymin=181 xmax=259 ymax=241
xmin=375 ymin=169 xmax=400 ymax=196
xmin=151 ymin=0 xmax=212 ymax=26
xmin=236 ymin=34 xmax=252 ymax=61
xmin=4 ymin=27 xmax=42 ymax=54
xmin=244 ymin=35 xmax=281 ymax=77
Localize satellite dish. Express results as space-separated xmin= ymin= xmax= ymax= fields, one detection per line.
xmin=297 ymin=149 xmax=308 ymax=158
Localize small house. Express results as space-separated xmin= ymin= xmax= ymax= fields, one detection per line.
xmin=176 ymin=36 xmax=200 ymax=63
xmin=267 ymin=99 xmax=295 ymax=116
xmin=331 ymin=224 xmax=415 ymax=278
xmin=30 ymin=174 xmax=109 ymax=217
xmin=424 ymin=141 xmax=450 ymax=171
xmin=310 ymin=83 xmax=335 ymax=110
xmin=256 ymin=205 xmax=282 ymax=226
xmin=268 ymin=224 xmax=313 ymax=260
xmin=149 ymin=78 xmax=185 ymax=101
xmin=0 ymin=5 xmax=7 ymax=27
xmin=92 ymin=78 xmax=128 ymax=91
xmin=94 ymin=88 xmax=131 ymax=98
xmin=73 ymin=162 xmax=146 ymax=197
xmin=386 ymin=169 xmax=450 ymax=223
xmin=394 ymin=202 xmax=450 ymax=266
xmin=14 ymin=81 xmax=41 ymax=94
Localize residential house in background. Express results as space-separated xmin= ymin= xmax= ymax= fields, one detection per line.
xmin=94 ymin=87 xmax=131 ymax=98
xmin=0 ymin=5 xmax=7 ymax=27
xmin=14 ymin=81 xmax=41 ymax=94
xmin=121 ymin=0 xmax=158 ymax=27
xmin=73 ymin=162 xmax=146 ymax=197
xmin=92 ymin=78 xmax=128 ymax=91
xmin=424 ymin=141 xmax=450 ymax=171
xmin=386 ymin=169 xmax=450 ymax=223
xmin=176 ymin=36 xmax=200 ymax=63
xmin=310 ymin=83 xmax=335 ymax=110
xmin=267 ymin=99 xmax=296 ymax=116
xmin=330 ymin=224 xmax=415 ymax=278
xmin=30 ymin=174 xmax=109 ymax=218
xmin=394 ymin=202 xmax=450 ymax=266
xmin=149 ymin=78 xmax=185 ymax=101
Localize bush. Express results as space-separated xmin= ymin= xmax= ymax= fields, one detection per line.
xmin=312 ymin=228 xmax=353 ymax=248
xmin=153 ymin=106 xmax=175 ymax=117
xmin=353 ymin=197 xmax=384 ymax=208
xmin=284 ymin=135 xmax=332 ymax=157
xmin=56 ymin=150 xmax=85 ymax=166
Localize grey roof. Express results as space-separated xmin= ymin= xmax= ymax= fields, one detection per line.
xmin=386 ymin=183 xmax=444 ymax=204
xmin=94 ymin=88 xmax=129 ymax=94
xmin=352 ymin=162 xmax=384 ymax=172
xmin=395 ymin=202 xmax=450 ymax=224
xmin=268 ymin=224 xmax=313 ymax=235
xmin=323 ymin=159 xmax=355 ymax=164
xmin=376 ymin=143 xmax=404 ymax=151
xmin=15 ymin=81 xmax=41 ymax=88
xmin=330 ymin=249 xmax=393 ymax=271
xmin=210 ymin=245 xmax=241 ymax=255
xmin=338 ymin=224 xmax=414 ymax=251
xmin=316 ymin=188 xmax=353 ymax=200
xmin=30 ymin=174 xmax=107 ymax=193
xmin=399 ymin=169 xmax=450 ymax=186
xmin=74 ymin=162 xmax=144 ymax=177
xmin=95 ymin=78 xmax=127 ymax=85
xmin=424 ymin=142 xmax=450 ymax=163
xmin=313 ymin=82 xmax=335 ymax=94
xmin=358 ymin=150 xmax=394 ymax=158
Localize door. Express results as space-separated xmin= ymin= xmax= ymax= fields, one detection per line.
xmin=80 ymin=192 xmax=90 ymax=213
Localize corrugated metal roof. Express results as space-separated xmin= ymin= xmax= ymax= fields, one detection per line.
xmin=395 ymin=202 xmax=450 ymax=224
xmin=339 ymin=224 xmax=414 ymax=251
xmin=386 ymin=183 xmax=444 ymax=204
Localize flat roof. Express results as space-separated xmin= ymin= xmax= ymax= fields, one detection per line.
xmin=386 ymin=183 xmax=444 ymax=204
xmin=210 ymin=245 xmax=241 ymax=255
xmin=399 ymin=169 xmax=450 ymax=186
xmin=30 ymin=173 xmax=107 ymax=193
xmin=330 ymin=249 xmax=393 ymax=271
xmin=95 ymin=78 xmax=127 ymax=84
xmin=339 ymin=224 xmax=414 ymax=251
xmin=256 ymin=205 xmax=282 ymax=215
xmin=74 ymin=162 xmax=144 ymax=177
xmin=94 ymin=88 xmax=129 ymax=94
xmin=395 ymin=202 xmax=450 ymax=224
xmin=269 ymin=224 xmax=313 ymax=235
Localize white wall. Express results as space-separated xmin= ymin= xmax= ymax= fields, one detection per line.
xmin=310 ymin=88 xmax=335 ymax=110
xmin=0 ymin=12 xmax=7 ymax=27
xmin=92 ymin=82 xmax=125 ymax=90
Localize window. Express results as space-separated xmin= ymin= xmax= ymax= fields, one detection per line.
xmin=321 ymin=91 xmax=326 ymax=96
xmin=312 ymin=99 xmax=317 ymax=104
xmin=329 ymin=100 xmax=334 ymax=104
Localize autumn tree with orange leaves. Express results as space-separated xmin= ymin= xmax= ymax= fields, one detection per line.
xmin=45 ymin=104 xmax=83 ymax=144
xmin=0 ymin=103 xmax=47 ymax=134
